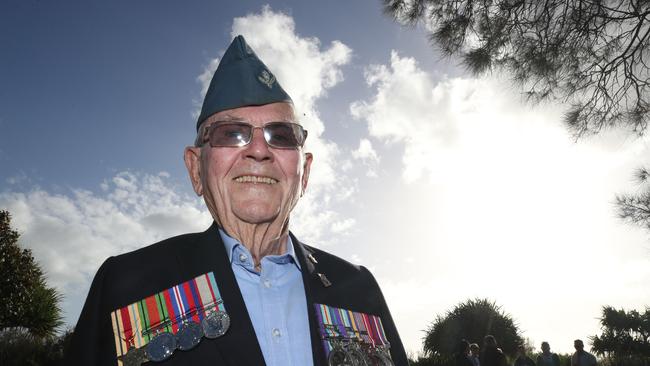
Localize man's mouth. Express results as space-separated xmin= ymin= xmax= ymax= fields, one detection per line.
xmin=233 ymin=175 xmax=278 ymax=185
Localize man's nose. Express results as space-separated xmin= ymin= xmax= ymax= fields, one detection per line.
xmin=243 ymin=127 xmax=272 ymax=161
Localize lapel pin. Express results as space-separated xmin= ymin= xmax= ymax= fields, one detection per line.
xmin=317 ymin=273 xmax=332 ymax=287
xmin=308 ymin=253 xmax=318 ymax=264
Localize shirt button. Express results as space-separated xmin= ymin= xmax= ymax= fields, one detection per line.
xmin=272 ymin=328 xmax=281 ymax=338
xmin=263 ymin=279 xmax=272 ymax=288
xmin=238 ymin=253 xmax=248 ymax=263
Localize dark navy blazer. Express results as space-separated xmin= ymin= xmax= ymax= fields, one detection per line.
xmin=67 ymin=223 xmax=408 ymax=365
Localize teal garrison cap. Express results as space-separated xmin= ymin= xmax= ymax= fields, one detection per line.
xmin=196 ymin=35 xmax=293 ymax=130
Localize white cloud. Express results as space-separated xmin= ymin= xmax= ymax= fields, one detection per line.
xmin=349 ymin=49 xmax=650 ymax=354
xmin=352 ymin=139 xmax=379 ymax=162
xmin=0 ymin=172 xmax=212 ymax=291
xmin=351 ymin=51 xmax=464 ymax=182
xmin=195 ymin=6 xmax=356 ymax=244
xmin=352 ymin=138 xmax=380 ymax=177
xmin=331 ymin=218 xmax=356 ymax=234
xmin=193 ymin=57 xmax=221 ymax=119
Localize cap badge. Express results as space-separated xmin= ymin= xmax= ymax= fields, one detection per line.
xmin=258 ymin=69 xmax=276 ymax=89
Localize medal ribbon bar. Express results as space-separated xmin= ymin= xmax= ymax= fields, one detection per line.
xmin=110 ymin=272 xmax=226 ymax=363
xmin=314 ymin=303 xmax=391 ymax=355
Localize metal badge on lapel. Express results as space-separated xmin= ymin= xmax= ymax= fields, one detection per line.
xmin=317 ymin=273 xmax=332 ymax=287
xmin=110 ymin=272 xmax=230 ymax=366
xmin=314 ymin=303 xmax=395 ymax=366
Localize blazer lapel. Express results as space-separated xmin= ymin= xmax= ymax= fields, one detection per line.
xmin=176 ymin=223 xmax=266 ymax=366
xmin=291 ymin=233 xmax=329 ymax=366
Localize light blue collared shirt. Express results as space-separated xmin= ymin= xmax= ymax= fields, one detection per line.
xmin=219 ymin=229 xmax=314 ymax=366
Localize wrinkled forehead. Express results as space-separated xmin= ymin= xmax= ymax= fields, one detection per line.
xmin=200 ymin=102 xmax=297 ymax=128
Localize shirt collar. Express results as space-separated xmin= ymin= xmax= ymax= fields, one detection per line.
xmin=218 ymin=228 xmax=302 ymax=270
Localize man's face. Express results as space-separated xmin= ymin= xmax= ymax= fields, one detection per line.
xmin=574 ymin=340 xmax=584 ymax=352
xmin=541 ymin=343 xmax=550 ymax=353
xmin=185 ymin=102 xmax=312 ymax=230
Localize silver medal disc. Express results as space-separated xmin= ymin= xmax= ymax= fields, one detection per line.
xmin=328 ymin=347 xmax=350 ymax=366
xmin=145 ymin=332 xmax=177 ymax=362
xmin=347 ymin=348 xmax=367 ymax=366
xmin=367 ymin=352 xmax=392 ymax=366
xmin=118 ymin=346 xmax=148 ymax=366
xmin=201 ymin=310 xmax=230 ymax=339
xmin=372 ymin=347 xmax=394 ymax=366
xmin=176 ymin=321 xmax=203 ymax=351
xmin=379 ymin=353 xmax=394 ymax=366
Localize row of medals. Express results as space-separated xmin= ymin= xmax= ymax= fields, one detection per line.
xmin=119 ymin=303 xmax=230 ymax=366
xmin=325 ymin=327 xmax=394 ymax=366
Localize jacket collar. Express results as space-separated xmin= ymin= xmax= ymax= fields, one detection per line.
xmin=178 ymin=223 xmax=330 ymax=366
xmin=178 ymin=223 xmax=266 ymax=366
xmin=290 ymin=232 xmax=329 ymax=366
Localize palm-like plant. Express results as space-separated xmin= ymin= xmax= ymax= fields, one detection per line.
xmin=423 ymin=298 xmax=522 ymax=358
xmin=591 ymin=305 xmax=650 ymax=359
xmin=0 ymin=210 xmax=63 ymax=339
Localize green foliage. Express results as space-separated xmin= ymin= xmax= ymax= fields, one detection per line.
xmin=423 ymin=298 xmax=523 ymax=357
xmin=408 ymin=353 xmax=454 ymax=366
xmin=383 ymin=0 xmax=650 ymax=139
xmin=590 ymin=305 xmax=650 ymax=359
xmin=0 ymin=210 xmax=63 ymax=338
xmin=0 ymin=328 xmax=72 ymax=366
xmin=616 ymin=168 xmax=650 ymax=233
xmin=530 ymin=352 xmax=572 ymax=366
xmin=596 ymin=356 xmax=650 ymax=366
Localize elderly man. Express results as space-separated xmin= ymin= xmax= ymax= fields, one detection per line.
xmin=66 ymin=35 xmax=407 ymax=366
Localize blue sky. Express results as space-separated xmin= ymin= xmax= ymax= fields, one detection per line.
xmin=0 ymin=0 xmax=454 ymax=189
xmin=2 ymin=0 xmax=650 ymax=356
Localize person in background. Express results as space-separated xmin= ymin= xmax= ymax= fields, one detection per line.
xmin=469 ymin=343 xmax=480 ymax=366
xmin=480 ymin=335 xmax=506 ymax=366
xmin=536 ymin=342 xmax=560 ymax=366
xmin=571 ymin=339 xmax=597 ymax=366
xmin=513 ymin=344 xmax=535 ymax=366
xmin=455 ymin=339 xmax=473 ymax=366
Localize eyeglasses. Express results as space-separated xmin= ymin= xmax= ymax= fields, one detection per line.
xmin=199 ymin=121 xmax=308 ymax=149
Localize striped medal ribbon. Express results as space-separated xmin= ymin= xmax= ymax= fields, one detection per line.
xmin=111 ymin=272 xmax=229 ymax=366
xmin=315 ymin=303 xmax=393 ymax=366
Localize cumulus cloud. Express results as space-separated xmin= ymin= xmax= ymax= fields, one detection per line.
xmin=0 ymin=172 xmax=212 ymax=291
xmin=194 ymin=57 xmax=222 ymax=116
xmin=350 ymin=49 xmax=650 ymax=185
xmin=352 ymin=138 xmax=380 ymax=177
xmin=195 ymin=6 xmax=356 ymax=244
xmin=350 ymin=49 xmax=650 ymax=354
xmin=350 ymin=51 xmax=468 ymax=182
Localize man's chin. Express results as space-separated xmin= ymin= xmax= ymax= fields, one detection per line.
xmin=231 ymin=206 xmax=283 ymax=226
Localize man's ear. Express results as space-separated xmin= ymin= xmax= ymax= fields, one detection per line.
xmin=301 ymin=152 xmax=313 ymax=196
xmin=184 ymin=146 xmax=203 ymax=196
